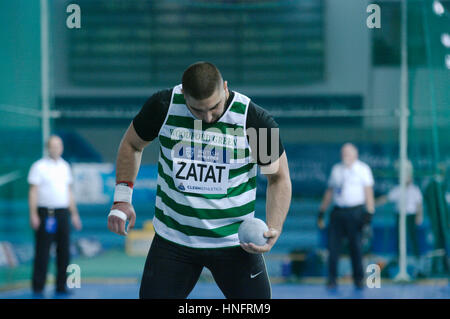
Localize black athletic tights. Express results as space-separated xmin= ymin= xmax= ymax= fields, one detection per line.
xmin=139 ymin=234 xmax=271 ymax=299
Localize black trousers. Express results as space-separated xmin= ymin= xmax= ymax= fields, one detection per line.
xmin=139 ymin=234 xmax=271 ymax=299
xmin=32 ymin=207 xmax=70 ymax=293
xmin=327 ymin=205 xmax=365 ymax=285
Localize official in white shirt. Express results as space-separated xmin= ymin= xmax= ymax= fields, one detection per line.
xmin=317 ymin=143 xmax=375 ymax=290
xmin=28 ymin=135 xmax=82 ymax=295
xmin=376 ymin=161 xmax=423 ymax=260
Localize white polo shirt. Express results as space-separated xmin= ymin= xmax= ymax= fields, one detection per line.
xmin=328 ymin=159 xmax=374 ymax=208
xmin=27 ymin=157 xmax=73 ymax=209
xmin=388 ymin=184 xmax=423 ymax=215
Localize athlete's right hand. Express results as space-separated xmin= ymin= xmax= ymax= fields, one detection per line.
xmin=107 ymin=202 xmax=136 ymax=236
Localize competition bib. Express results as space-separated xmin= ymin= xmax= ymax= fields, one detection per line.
xmin=172 ymin=145 xmax=230 ymax=195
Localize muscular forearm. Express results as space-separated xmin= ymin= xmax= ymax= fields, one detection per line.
xmin=265 ymin=175 xmax=291 ymax=232
xmin=116 ymin=137 xmax=144 ymax=183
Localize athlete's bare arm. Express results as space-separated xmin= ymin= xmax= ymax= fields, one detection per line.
xmin=116 ymin=122 xmax=150 ymax=182
xmin=241 ymin=151 xmax=292 ymax=254
xmin=108 ymin=123 xmax=150 ymax=236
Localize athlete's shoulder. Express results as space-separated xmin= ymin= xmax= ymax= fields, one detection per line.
xmin=144 ymin=88 xmax=173 ymax=108
xmin=232 ymin=90 xmax=251 ymax=102
xmin=246 ymin=100 xmax=279 ymax=129
xmin=133 ymin=88 xmax=173 ymax=142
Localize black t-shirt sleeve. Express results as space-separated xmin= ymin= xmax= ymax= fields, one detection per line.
xmin=246 ymin=101 xmax=285 ymax=166
xmin=132 ymin=89 xmax=172 ymax=142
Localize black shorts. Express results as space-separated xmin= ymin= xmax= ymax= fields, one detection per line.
xmin=139 ymin=233 xmax=271 ymax=299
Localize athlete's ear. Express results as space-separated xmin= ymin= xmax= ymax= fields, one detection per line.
xmin=181 ymin=88 xmax=190 ymax=104
xmin=223 ymin=80 xmax=228 ymax=93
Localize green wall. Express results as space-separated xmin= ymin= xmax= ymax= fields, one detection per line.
xmin=0 ymin=0 xmax=42 ymax=129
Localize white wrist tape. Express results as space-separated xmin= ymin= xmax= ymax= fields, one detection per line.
xmin=114 ymin=184 xmax=133 ymax=203
xmin=108 ymin=209 xmax=128 ymax=222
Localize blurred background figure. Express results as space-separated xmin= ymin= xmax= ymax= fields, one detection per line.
xmin=27 ymin=135 xmax=82 ymax=296
xmin=376 ymin=160 xmax=424 ymax=269
xmin=318 ymin=143 xmax=375 ymax=290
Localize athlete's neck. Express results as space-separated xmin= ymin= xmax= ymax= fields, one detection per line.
xmin=224 ymin=90 xmax=234 ymax=111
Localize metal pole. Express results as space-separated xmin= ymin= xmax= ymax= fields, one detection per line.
xmin=395 ymin=0 xmax=411 ymax=282
xmin=423 ymin=0 xmax=441 ymax=170
xmin=40 ymin=0 xmax=51 ymax=157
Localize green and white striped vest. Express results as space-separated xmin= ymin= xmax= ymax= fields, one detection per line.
xmin=153 ymin=84 xmax=257 ymax=248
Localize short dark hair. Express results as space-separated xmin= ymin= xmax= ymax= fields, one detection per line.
xmin=182 ymin=62 xmax=223 ymax=100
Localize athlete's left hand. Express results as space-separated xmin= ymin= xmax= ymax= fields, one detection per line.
xmin=240 ymin=228 xmax=280 ymax=254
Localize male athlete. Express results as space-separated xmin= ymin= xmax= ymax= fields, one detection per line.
xmin=107 ymin=62 xmax=292 ymax=299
